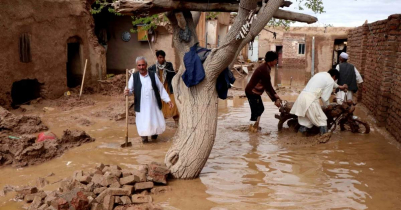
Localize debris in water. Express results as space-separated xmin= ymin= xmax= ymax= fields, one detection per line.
xmin=0 ymin=129 xmax=95 ymax=167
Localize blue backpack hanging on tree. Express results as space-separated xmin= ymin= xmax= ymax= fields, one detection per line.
xmin=182 ymin=43 xmax=206 ymax=87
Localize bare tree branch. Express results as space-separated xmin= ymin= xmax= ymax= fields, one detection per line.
xmin=113 ymin=0 xmax=316 ymax=24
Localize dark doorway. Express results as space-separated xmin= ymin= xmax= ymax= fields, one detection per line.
xmin=67 ymin=42 xmax=82 ymax=88
xmin=276 ymin=45 xmax=283 ymax=67
xmin=333 ymin=39 xmax=347 ymax=68
xmin=11 ymin=79 xmax=42 ymax=107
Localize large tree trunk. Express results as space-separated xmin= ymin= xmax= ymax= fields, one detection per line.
xmin=164 ymin=0 xmax=285 ymax=179
xmin=164 ymin=11 xmax=220 ymax=178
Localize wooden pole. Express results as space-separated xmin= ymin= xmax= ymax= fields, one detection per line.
xmin=125 ymin=69 xmax=129 ymax=146
xmin=79 ymin=59 xmax=88 ymax=100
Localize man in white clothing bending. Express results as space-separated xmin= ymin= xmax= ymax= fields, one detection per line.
xmin=290 ymin=69 xmax=348 ymax=135
xmin=124 ymin=56 xmax=173 ymax=143
xmin=335 ymin=52 xmax=363 ymax=104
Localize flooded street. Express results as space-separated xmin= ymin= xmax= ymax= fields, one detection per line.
xmin=1 ymin=93 xmax=401 ymax=210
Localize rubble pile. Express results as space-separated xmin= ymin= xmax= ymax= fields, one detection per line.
xmin=7 ymin=162 xmax=171 ymax=210
xmin=97 ymin=75 xmax=126 ymax=96
xmin=0 ymin=129 xmax=95 ymax=167
xmin=52 ymin=95 xmax=96 ymax=111
xmin=0 ymin=106 xmax=48 ymax=134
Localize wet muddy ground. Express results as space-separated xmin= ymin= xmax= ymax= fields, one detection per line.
xmin=1 ymin=92 xmax=401 ymax=210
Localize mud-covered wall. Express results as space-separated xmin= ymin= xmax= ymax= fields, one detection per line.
xmin=105 ymin=16 xmax=176 ymax=73
xmin=0 ymin=0 xmax=106 ymax=107
xmin=348 ymin=14 xmax=401 ymax=142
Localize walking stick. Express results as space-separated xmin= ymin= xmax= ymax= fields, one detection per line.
xmin=79 ymin=59 xmax=88 ymax=100
xmin=122 ymin=69 xmax=132 ymax=148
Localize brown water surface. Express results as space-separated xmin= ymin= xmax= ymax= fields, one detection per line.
xmin=1 ymin=94 xmax=401 ymax=210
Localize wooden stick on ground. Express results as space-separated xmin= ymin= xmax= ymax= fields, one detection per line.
xmin=122 ymin=69 xmax=132 ymax=147
xmin=79 ymin=59 xmax=88 ymax=100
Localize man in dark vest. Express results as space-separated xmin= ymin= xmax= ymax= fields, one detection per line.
xmin=148 ymin=50 xmax=179 ymax=125
xmin=124 ymin=56 xmax=173 ymax=143
xmin=336 ymin=52 xmax=363 ymax=104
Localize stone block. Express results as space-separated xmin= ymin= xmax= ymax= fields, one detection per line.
xmin=120 ymin=175 xmax=140 ymax=185
xmin=115 ymin=196 xmax=122 ymax=205
xmin=102 ymin=166 xmax=111 ymax=174
xmin=121 ymin=169 xmax=133 ymax=177
xmin=110 ymin=181 xmax=121 ymax=188
xmin=51 ymin=197 xmax=69 ymax=210
xmin=85 ymin=182 xmax=95 ymax=192
xmin=122 ymin=185 xmax=134 ymax=194
xmin=70 ymin=191 xmax=89 ymax=210
xmin=95 ymin=163 xmax=105 ymax=171
xmin=147 ymin=162 xmax=170 ymax=184
xmin=91 ymin=203 xmax=103 ymax=210
xmin=28 ymin=196 xmax=43 ymax=210
xmin=131 ymin=169 xmax=147 ymax=182
xmin=120 ymin=196 xmax=132 ymax=205
xmin=77 ymin=175 xmax=92 ymax=185
xmin=103 ymin=195 xmax=115 ymax=210
xmin=94 ymin=187 xmax=107 ymax=195
xmin=24 ymin=191 xmax=47 ymax=203
xmin=110 ymin=169 xmax=122 ymax=178
xmin=95 ymin=188 xmax=131 ymax=203
xmin=105 ymin=175 xmax=119 ymax=187
xmin=131 ymin=194 xmax=152 ymax=204
xmin=37 ymin=204 xmax=48 ymax=210
xmin=134 ymin=182 xmax=154 ymax=191
xmin=92 ymin=174 xmax=106 ymax=187
xmin=44 ymin=191 xmax=58 ymax=206
xmin=16 ymin=186 xmax=38 ymax=195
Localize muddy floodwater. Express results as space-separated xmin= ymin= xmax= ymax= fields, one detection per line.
xmin=1 ymin=93 xmax=401 ymax=210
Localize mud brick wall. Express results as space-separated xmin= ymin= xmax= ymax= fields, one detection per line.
xmin=0 ymin=0 xmax=106 ymax=107
xmin=280 ymin=33 xmax=307 ymax=86
xmin=348 ymin=14 xmax=401 ymax=141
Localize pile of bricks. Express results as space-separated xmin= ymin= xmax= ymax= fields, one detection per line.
xmin=7 ymin=162 xmax=171 ymax=210
xmin=348 ymin=14 xmax=401 ymax=141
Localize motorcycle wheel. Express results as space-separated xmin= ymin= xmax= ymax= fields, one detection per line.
xmin=354 ymin=119 xmax=370 ymax=134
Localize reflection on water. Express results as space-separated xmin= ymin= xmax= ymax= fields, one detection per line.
xmin=1 ymin=95 xmax=401 ymax=210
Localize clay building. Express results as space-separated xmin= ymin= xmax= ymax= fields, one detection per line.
xmin=257 ymin=26 xmax=350 ymax=87
xmin=0 ymin=1 xmax=229 ymax=108
xmin=93 ymin=11 xmax=178 ymax=74
xmin=0 ymin=0 xmax=106 ymax=107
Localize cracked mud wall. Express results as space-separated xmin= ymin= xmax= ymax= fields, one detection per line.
xmin=0 ymin=0 xmax=106 ymax=107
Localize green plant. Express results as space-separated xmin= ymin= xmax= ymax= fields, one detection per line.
xmin=294 ymin=0 xmax=325 ymax=13
xmin=206 ymin=12 xmax=220 ymax=19
xmin=130 ymin=14 xmax=169 ymax=33
xmin=90 ymin=0 xmax=122 ymax=16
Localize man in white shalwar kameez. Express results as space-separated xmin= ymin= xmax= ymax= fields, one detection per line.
xmin=124 ymin=56 xmax=173 ymax=143
xmin=290 ymin=69 xmax=348 ymax=135
xmin=335 ymin=52 xmax=363 ymax=104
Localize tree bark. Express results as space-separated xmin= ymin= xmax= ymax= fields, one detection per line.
xmin=164 ymin=0 xmax=285 ymax=179
xmin=113 ymin=0 xmax=317 ymax=24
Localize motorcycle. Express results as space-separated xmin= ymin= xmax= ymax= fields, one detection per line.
xmin=275 ymin=99 xmax=370 ymax=134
